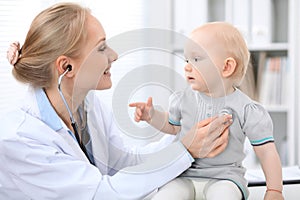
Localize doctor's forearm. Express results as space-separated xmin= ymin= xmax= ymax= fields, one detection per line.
xmin=94 ymin=142 xmax=193 ymax=199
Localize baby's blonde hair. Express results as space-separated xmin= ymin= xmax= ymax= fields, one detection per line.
xmin=194 ymin=22 xmax=250 ymax=86
xmin=13 ymin=2 xmax=90 ymax=88
xmin=211 ymin=22 xmax=250 ymax=85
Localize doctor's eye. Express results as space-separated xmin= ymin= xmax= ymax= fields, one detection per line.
xmin=98 ymin=43 xmax=107 ymax=52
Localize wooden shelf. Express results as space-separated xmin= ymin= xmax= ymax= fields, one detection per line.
xmin=248 ymin=43 xmax=288 ymax=52
xmin=264 ymin=105 xmax=289 ymax=113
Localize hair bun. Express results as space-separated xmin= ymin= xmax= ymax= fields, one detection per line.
xmin=7 ymin=41 xmax=21 ymax=66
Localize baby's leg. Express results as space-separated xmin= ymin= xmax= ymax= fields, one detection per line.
xmin=205 ymin=180 xmax=242 ymax=200
xmin=191 ymin=179 xmax=210 ymax=200
xmin=151 ymin=177 xmax=194 ymax=200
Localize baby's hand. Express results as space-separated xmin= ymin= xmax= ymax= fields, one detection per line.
xmin=129 ymin=97 xmax=154 ymax=123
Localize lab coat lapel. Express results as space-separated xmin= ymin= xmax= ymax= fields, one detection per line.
xmin=19 ymin=110 xmax=90 ymax=163
xmin=22 ymin=87 xmax=90 ymax=163
xmin=85 ymin=93 xmax=110 ymax=174
xmin=56 ymin=129 xmax=91 ymax=163
xmin=87 ymin=109 xmax=109 ymax=174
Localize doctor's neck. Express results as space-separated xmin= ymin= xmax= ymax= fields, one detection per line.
xmin=44 ymin=85 xmax=84 ymax=130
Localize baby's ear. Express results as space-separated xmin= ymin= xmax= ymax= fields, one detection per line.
xmin=222 ymin=57 xmax=236 ymax=78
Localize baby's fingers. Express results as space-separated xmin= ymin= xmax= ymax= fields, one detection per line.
xmin=134 ymin=112 xmax=141 ymax=122
xmin=129 ymin=102 xmax=138 ymax=107
xmin=136 ymin=107 xmax=143 ymax=116
xmin=129 ymin=102 xmax=144 ymax=108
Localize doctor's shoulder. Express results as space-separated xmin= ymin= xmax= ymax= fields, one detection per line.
xmin=0 ymin=109 xmax=27 ymax=140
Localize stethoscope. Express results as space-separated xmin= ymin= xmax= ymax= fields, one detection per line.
xmin=58 ymin=64 xmax=92 ymax=163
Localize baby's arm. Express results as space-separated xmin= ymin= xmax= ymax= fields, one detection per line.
xmin=253 ymin=143 xmax=284 ymax=200
xmin=149 ymin=108 xmax=181 ymax=135
xmin=129 ymin=97 xmax=181 ymax=135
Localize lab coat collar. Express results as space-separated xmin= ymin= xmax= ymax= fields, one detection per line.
xmin=35 ymin=88 xmax=63 ymax=131
xmin=18 ymin=87 xmax=90 ymax=163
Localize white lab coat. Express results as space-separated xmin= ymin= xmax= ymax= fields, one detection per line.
xmin=0 ymin=87 xmax=193 ymax=200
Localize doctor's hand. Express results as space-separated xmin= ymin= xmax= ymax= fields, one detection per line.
xmin=129 ymin=97 xmax=154 ymax=123
xmin=181 ymin=114 xmax=232 ymax=158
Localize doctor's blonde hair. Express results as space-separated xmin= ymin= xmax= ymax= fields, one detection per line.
xmin=12 ymin=2 xmax=90 ymax=88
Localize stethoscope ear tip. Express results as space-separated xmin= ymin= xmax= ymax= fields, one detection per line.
xmin=66 ymin=64 xmax=72 ymax=72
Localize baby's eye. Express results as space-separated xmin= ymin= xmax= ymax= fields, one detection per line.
xmin=190 ymin=56 xmax=206 ymax=63
xmin=193 ymin=57 xmax=200 ymax=62
xmin=185 ymin=59 xmax=189 ymax=63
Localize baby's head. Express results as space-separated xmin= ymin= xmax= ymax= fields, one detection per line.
xmin=184 ymin=22 xmax=250 ymax=96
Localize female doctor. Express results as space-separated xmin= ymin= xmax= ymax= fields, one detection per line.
xmin=1 ymin=2 xmax=232 ymax=200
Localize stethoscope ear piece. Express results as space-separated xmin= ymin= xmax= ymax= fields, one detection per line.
xmin=66 ymin=64 xmax=72 ymax=72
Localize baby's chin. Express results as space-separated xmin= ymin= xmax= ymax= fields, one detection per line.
xmin=189 ymin=84 xmax=207 ymax=93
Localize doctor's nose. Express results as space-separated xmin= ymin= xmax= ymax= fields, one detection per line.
xmin=107 ymin=47 xmax=118 ymax=63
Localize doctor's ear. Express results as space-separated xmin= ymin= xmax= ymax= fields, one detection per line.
xmin=56 ymin=56 xmax=75 ymax=77
xmin=66 ymin=65 xmax=72 ymax=72
xmin=222 ymin=57 xmax=236 ymax=78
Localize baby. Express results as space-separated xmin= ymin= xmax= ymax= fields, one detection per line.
xmin=130 ymin=22 xmax=283 ymax=200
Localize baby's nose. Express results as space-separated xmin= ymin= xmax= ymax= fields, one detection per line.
xmin=184 ymin=63 xmax=192 ymax=72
